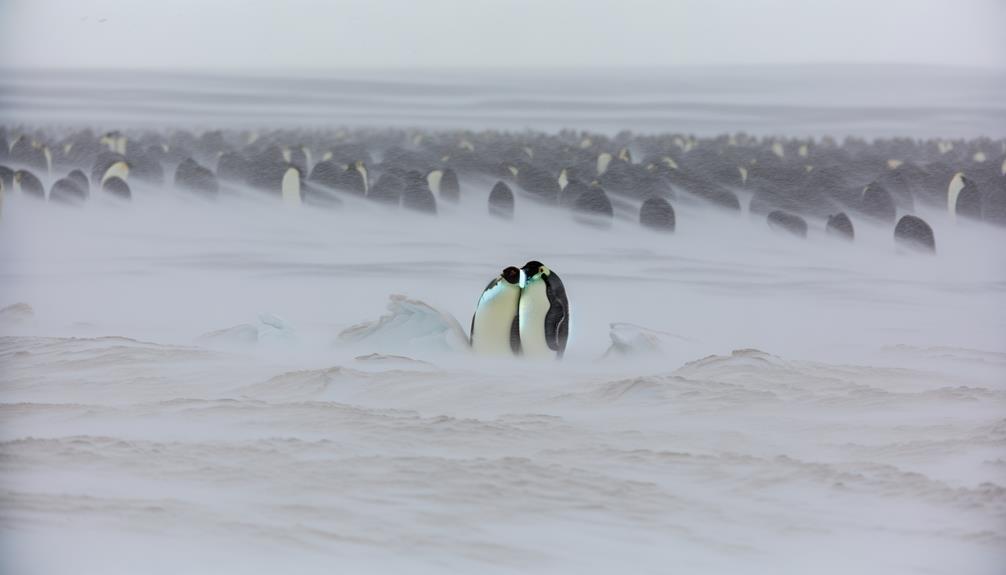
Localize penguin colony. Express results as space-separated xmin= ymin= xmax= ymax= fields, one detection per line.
xmin=3 ymin=126 xmax=1001 ymax=251
xmin=3 ymin=126 xmax=1003 ymax=247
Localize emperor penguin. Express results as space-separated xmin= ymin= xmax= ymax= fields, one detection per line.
xmin=470 ymin=266 xmax=522 ymax=355
xmin=518 ymin=261 xmax=569 ymax=359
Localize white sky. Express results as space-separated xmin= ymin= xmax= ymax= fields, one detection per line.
xmin=1 ymin=0 xmax=1004 ymax=70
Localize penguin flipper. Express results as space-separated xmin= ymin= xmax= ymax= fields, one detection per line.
xmin=555 ymin=308 xmax=568 ymax=356
xmin=510 ymin=314 xmax=521 ymax=355
xmin=469 ymin=313 xmax=476 ymax=347
xmin=544 ymin=299 xmax=566 ymax=353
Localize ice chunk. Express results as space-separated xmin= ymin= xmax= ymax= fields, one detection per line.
xmin=196 ymin=314 xmax=297 ymax=347
xmin=0 ymin=302 xmax=34 ymax=325
xmin=257 ymin=313 xmax=298 ymax=344
xmin=337 ymin=294 xmax=469 ymax=355
xmin=601 ymin=322 xmax=695 ymax=359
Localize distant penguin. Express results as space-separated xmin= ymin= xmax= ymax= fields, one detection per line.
xmin=284 ymin=146 xmax=310 ymax=178
xmin=559 ymin=179 xmax=590 ymax=207
xmin=10 ymin=137 xmax=49 ymax=173
xmin=246 ymin=149 xmax=301 ymax=204
xmin=308 ymin=159 xmax=343 ymax=190
xmin=894 ymin=215 xmax=935 ymax=253
xmin=488 ymin=181 xmax=514 ymax=219
xmin=428 ymin=167 xmax=460 ymax=203
xmin=102 ymin=176 xmax=131 ymax=200
xmin=767 ymin=210 xmax=808 ymax=238
xmin=248 ymin=159 xmax=302 ymax=204
xmin=174 ymin=158 xmax=219 ymax=195
xmin=825 ymin=212 xmax=854 ymax=240
xmin=217 ymin=151 xmax=250 ymax=181
xmin=0 ymin=166 xmax=14 ymax=191
xmin=861 ymin=182 xmax=896 ymax=222
xmin=948 ymin=174 xmax=982 ymax=220
xmin=13 ymin=170 xmax=45 ymax=199
xmin=518 ymin=261 xmax=569 ymax=359
xmin=92 ymin=153 xmax=129 ymax=187
xmin=280 ymin=166 xmax=302 ymax=205
xmin=125 ymin=151 xmax=164 ymax=184
xmin=514 ymin=164 xmax=560 ymax=202
xmin=984 ymin=182 xmax=1006 ymax=227
xmin=367 ymin=172 xmax=404 ymax=206
xmin=49 ymin=177 xmax=87 ymax=203
xmin=339 ymin=161 xmax=368 ymax=196
xmin=470 ymin=266 xmax=522 ymax=356
xmin=66 ymin=169 xmax=89 ymax=195
xmin=401 ymin=171 xmax=437 ymax=214
xmin=572 ymin=185 xmax=613 ymax=227
xmin=639 ymin=197 xmax=675 ymax=232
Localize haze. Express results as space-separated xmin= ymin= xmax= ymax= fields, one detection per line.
xmin=2 ymin=0 xmax=1005 ymax=70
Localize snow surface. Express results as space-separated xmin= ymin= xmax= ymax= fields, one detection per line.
xmin=1 ymin=172 xmax=1004 ymax=574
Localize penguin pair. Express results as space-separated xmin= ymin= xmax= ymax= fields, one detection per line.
xmin=470 ymin=261 xmax=569 ymax=359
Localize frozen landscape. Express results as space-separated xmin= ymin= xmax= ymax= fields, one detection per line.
xmin=1 ymin=65 xmax=1005 ymax=575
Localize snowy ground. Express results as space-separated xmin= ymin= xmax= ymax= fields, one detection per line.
xmin=1 ymin=175 xmax=1005 ymax=574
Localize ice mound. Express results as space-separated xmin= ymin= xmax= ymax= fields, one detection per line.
xmin=258 ymin=313 xmax=298 ymax=344
xmin=601 ymin=322 xmax=695 ymax=359
xmin=337 ymin=294 xmax=469 ymax=356
xmin=196 ymin=314 xmax=297 ymax=347
xmin=0 ymin=302 xmax=34 ymax=325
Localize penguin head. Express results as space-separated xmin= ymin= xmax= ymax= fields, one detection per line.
xmin=501 ymin=266 xmax=521 ymax=285
xmin=521 ymin=260 xmax=550 ymax=283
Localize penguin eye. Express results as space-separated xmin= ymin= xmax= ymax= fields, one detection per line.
xmin=539 ymin=267 xmax=544 ymax=274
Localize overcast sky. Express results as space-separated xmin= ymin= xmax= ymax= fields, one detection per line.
xmin=1 ymin=0 xmax=1004 ymax=70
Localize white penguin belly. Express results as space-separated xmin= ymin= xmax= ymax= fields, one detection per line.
xmin=471 ymin=284 xmax=520 ymax=355
xmin=518 ymin=280 xmax=552 ymax=357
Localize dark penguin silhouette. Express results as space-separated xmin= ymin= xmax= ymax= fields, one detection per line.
xmin=367 ymin=172 xmax=404 ymax=206
xmin=102 ymin=176 xmax=132 ymax=200
xmin=639 ymin=197 xmax=675 ymax=232
xmin=309 ymin=160 xmax=365 ymax=195
xmin=66 ymin=169 xmax=90 ymax=195
xmin=559 ymin=179 xmax=590 ymax=207
xmin=49 ymin=177 xmax=87 ymax=203
xmin=308 ymin=159 xmax=343 ymax=189
xmin=953 ymin=176 xmax=983 ymax=220
xmin=861 ymin=182 xmax=897 ymax=222
xmin=429 ymin=167 xmax=460 ymax=203
xmin=894 ymin=215 xmax=935 ymax=253
xmin=515 ymin=163 xmax=560 ymax=202
xmin=0 ymin=166 xmax=16 ymax=191
xmin=91 ymin=152 xmax=129 ymax=187
xmin=401 ymin=171 xmax=437 ymax=214
xmin=572 ymin=185 xmax=613 ymax=226
xmin=488 ymin=180 xmax=514 ymax=219
xmin=14 ymin=170 xmax=45 ymax=199
xmin=216 ymin=151 xmax=250 ymax=181
xmin=126 ymin=151 xmax=164 ymax=183
xmin=825 ymin=212 xmax=854 ymax=240
xmin=338 ymin=163 xmax=367 ymax=196
xmin=175 ymin=158 xmax=219 ymax=195
xmin=10 ymin=137 xmax=48 ymax=172
xmin=767 ymin=210 xmax=808 ymax=238
xmin=984 ymin=182 xmax=1006 ymax=227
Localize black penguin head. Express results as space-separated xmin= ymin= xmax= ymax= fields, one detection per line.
xmin=521 ymin=260 xmax=550 ymax=282
xmin=501 ymin=266 xmax=521 ymax=285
